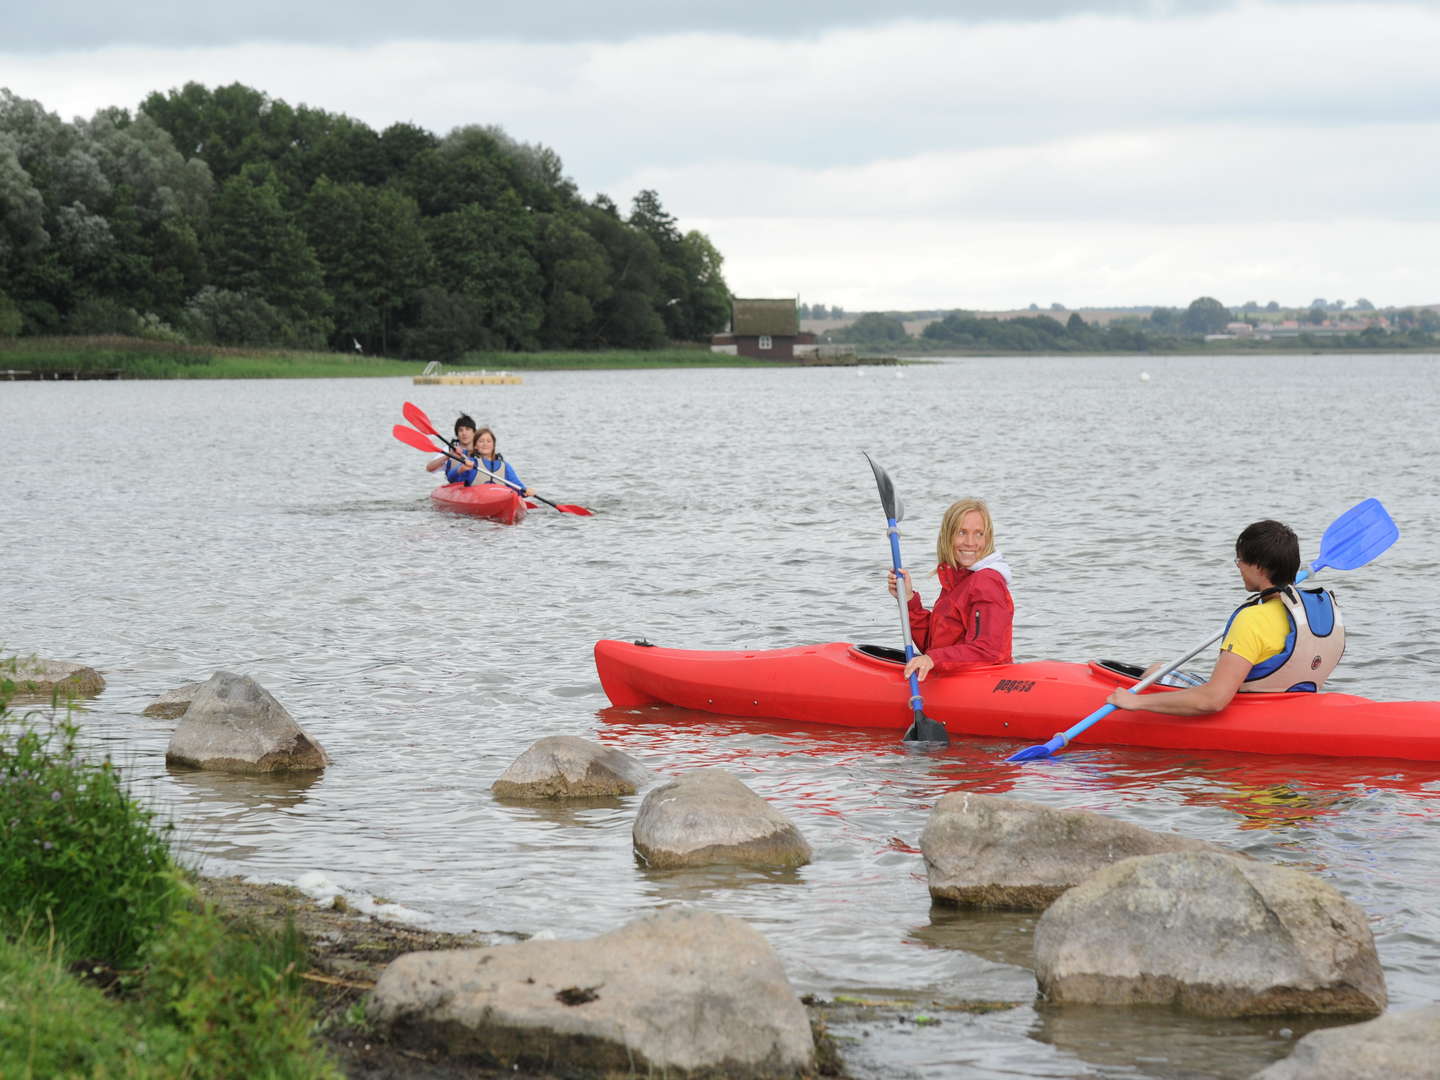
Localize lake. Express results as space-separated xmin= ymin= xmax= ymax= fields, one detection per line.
xmin=2 ymin=353 xmax=1438 ymax=1078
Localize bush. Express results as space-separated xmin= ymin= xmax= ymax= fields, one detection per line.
xmin=142 ymin=905 xmax=341 ymax=1079
xmin=180 ymin=286 xmax=288 ymax=347
xmin=0 ymin=671 xmax=185 ymax=968
xmin=0 ymin=668 xmax=340 ymax=1077
xmin=64 ymin=296 xmax=143 ymax=336
xmin=0 ymin=290 xmax=21 ymax=337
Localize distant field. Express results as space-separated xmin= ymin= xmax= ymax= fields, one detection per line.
xmin=802 ymin=308 xmax=1145 ymax=335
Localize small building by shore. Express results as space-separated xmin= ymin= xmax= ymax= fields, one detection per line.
xmin=711 ymin=297 xmax=819 ymax=360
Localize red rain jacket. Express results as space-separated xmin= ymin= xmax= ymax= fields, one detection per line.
xmin=907 ymin=562 xmax=1014 ymax=671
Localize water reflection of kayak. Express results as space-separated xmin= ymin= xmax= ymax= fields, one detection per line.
xmin=429 ymin=483 xmax=526 ymax=524
xmin=594 ymin=640 xmax=1440 ymax=762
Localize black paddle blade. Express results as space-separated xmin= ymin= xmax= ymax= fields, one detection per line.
xmin=902 ymin=712 xmax=949 ymax=746
xmin=864 ymin=452 xmax=904 ymax=522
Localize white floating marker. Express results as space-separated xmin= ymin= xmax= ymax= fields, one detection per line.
xmin=1139 ymin=371 xmax=1151 ymax=382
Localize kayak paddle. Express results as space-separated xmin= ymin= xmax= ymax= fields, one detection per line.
xmin=864 ymin=453 xmax=949 ymax=746
xmin=401 ymin=402 xmax=593 ymax=516
xmin=1007 ymin=497 xmax=1400 ymax=762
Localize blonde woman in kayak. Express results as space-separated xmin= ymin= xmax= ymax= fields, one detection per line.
xmin=887 ymin=498 xmax=1015 ymax=682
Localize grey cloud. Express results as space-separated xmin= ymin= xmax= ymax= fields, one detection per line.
xmin=20 ymin=0 xmax=1351 ymax=53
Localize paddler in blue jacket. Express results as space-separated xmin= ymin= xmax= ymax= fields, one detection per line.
xmin=1104 ymin=519 xmax=1345 ymax=716
xmin=470 ymin=427 xmax=531 ymax=498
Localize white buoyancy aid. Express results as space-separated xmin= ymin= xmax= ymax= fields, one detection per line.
xmin=1233 ymin=586 xmax=1346 ymax=693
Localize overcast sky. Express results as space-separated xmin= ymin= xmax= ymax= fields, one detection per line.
xmin=7 ymin=1 xmax=1440 ymax=310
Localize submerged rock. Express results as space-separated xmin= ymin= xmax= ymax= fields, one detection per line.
xmin=3 ymin=657 xmax=105 ymax=700
xmin=921 ymin=792 xmax=1227 ymax=911
xmin=165 ymin=671 xmax=329 ymax=774
xmin=1034 ymin=851 xmax=1386 ymax=1017
xmin=369 ymin=907 xmax=815 ymax=1077
xmin=142 ymin=681 xmax=205 ymax=719
xmin=491 ymin=735 xmax=654 ymax=798
xmin=633 ymin=768 xmax=811 ymax=869
xmin=1252 ymin=1004 xmax=1440 ymax=1078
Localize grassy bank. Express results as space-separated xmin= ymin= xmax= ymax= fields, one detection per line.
xmin=1 ymin=337 xmax=895 ymax=379
xmin=0 ymin=665 xmax=341 ymax=1078
xmin=0 ymin=336 xmax=416 ymax=379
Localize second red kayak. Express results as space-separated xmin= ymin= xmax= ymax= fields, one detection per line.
xmin=429 ymin=483 xmax=526 ymax=524
xmin=594 ymin=639 xmax=1440 ymax=761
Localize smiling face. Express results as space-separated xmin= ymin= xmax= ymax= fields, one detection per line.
xmin=474 ymin=430 xmax=496 ymax=457
xmin=454 ymin=424 xmax=476 ymax=450
xmin=950 ymin=510 xmax=989 ymax=569
xmin=935 ymin=498 xmax=996 ymax=569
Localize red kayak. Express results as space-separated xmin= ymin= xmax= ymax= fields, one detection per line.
xmin=594 ymin=640 xmax=1440 ymax=761
xmin=429 ymin=483 xmax=526 ymax=524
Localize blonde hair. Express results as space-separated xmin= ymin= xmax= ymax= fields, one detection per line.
xmin=935 ymin=499 xmax=996 ymax=567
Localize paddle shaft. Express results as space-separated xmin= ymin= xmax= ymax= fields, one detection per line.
xmin=884 ymin=519 xmax=927 ymax=722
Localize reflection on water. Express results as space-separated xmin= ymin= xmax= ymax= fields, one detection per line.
xmin=912 ymin=905 xmax=1040 ymax=972
xmin=1028 ymin=1003 xmax=1333 ymax=1080
xmin=4 ymin=357 xmax=1440 ymax=1079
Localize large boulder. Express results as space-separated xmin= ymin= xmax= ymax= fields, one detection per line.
xmin=3 ymin=657 xmax=105 ymax=701
xmin=165 ymin=672 xmax=329 ymax=774
xmin=1034 ymin=851 xmax=1386 ymax=1017
xmin=143 ymin=681 xmax=205 ymax=719
xmin=492 ymin=736 xmax=654 ymax=799
xmin=369 ymin=907 xmax=815 ymax=1077
xmin=633 ymin=769 xmax=811 ymax=869
xmin=1253 ymin=1005 xmax=1440 ymax=1079
xmin=922 ymin=792 xmax=1226 ymax=911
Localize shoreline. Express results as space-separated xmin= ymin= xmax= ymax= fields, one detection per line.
xmin=196 ymin=873 xmax=1017 ymax=1079
xmin=5 ymin=336 xmax=1439 ymax=381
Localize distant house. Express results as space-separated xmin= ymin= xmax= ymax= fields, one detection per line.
xmin=711 ymin=298 xmax=816 ymax=359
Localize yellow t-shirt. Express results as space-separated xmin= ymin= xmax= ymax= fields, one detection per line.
xmin=1220 ymin=597 xmax=1292 ymax=666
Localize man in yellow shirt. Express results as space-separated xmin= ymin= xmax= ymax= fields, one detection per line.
xmin=1104 ymin=520 xmax=1345 ymax=717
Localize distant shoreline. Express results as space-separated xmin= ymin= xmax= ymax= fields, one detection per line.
xmin=2 ymin=335 xmax=1437 ymax=381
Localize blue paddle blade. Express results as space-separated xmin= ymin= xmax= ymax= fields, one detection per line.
xmin=1007 ymin=735 xmax=1065 ymax=761
xmin=1312 ymin=498 xmax=1398 ymax=572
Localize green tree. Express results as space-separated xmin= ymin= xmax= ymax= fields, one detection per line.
xmin=302 ymin=177 xmax=430 ymax=352
xmin=666 ymin=230 xmax=731 ymax=341
xmin=1182 ymin=296 xmax=1230 ymax=334
xmin=534 ymin=211 xmax=612 ymax=348
xmin=582 ymin=199 xmax=666 ymax=348
xmin=425 ymin=192 xmax=543 ymax=350
xmin=842 ymin=312 xmax=908 ymax=345
xmin=1304 ymin=306 xmax=1327 ymax=325
xmin=206 ymin=164 xmax=332 ymax=346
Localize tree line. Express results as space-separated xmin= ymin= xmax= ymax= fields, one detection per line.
xmin=834 ymin=296 xmax=1440 ymax=351
xmin=0 ymin=84 xmax=732 ymax=356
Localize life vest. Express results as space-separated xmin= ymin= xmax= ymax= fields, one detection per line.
xmin=1229 ymin=586 xmax=1345 ymax=693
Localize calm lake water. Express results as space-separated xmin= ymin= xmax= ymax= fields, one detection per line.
xmin=3 ymin=354 xmax=1438 ymax=1079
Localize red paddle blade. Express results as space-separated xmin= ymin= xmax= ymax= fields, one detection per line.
xmin=392 ymin=424 xmax=443 ymax=453
xmin=554 ymin=504 xmax=594 ymax=516
xmin=402 ymin=401 xmax=442 ymax=439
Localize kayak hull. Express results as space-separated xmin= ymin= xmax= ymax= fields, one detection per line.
xmin=430 ymin=483 xmax=526 ymax=524
xmin=593 ymin=639 xmax=1440 ymax=761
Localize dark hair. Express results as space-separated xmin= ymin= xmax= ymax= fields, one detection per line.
xmin=453 ymin=414 xmax=477 ymax=437
xmin=1236 ymin=520 xmax=1300 ymax=586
